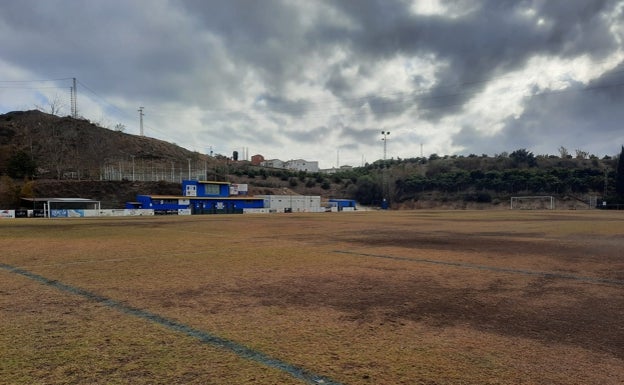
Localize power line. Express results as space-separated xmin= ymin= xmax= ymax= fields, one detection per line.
xmin=0 ymin=77 xmax=74 ymax=83
xmin=7 ymin=61 xmax=624 ymax=121
xmin=3 ymin=60 xmax=622 ymax=153
xmin=143 ymin=71 xmax=624 ymax=121
xmin=75 ymin=79 xmax=135 ymax=122
xmin=0 ymin=86 xmax=67 ymax=89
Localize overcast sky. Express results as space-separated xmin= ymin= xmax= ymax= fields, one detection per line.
xmin=1 ymin=0 xmax=623 ymax=168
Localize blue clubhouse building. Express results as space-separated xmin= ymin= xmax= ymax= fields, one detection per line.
xmin=127 ymin=180 xmax=264 ymax=215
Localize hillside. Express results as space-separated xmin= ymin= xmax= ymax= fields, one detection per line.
xmin=0 ymin=110 xmax=351 ymax=208
xmin=0 ymin=110 xmax=622 ymax=210
xmin=0 ymin=110 xmax=212 ymax=180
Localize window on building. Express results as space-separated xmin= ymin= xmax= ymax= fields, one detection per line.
xmin=204 ymin=184 xmax=220 ymax=195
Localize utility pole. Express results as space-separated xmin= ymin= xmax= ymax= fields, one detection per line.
xmin=131 ymin=155 xmax=135 ymax=181
xmin=70 ymin=77 xmax=77 ymax=118
xmin=138 ymin=107 xmax=144 ymax=136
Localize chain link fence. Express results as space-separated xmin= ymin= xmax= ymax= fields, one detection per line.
xmin=99 ymin=159 xmax=226 ymax=182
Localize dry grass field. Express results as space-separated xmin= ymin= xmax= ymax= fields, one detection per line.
xmin=1 ymin=210 xmax=623 ymax=385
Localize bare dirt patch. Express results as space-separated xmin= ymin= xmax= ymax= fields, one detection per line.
xmin=1 ymin=211 xmax=623 ymax=384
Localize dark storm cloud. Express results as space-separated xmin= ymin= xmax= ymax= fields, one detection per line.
xmin=3 ymin=0 xmax=619 ymax=111
xmin=366 ymin=94 xmax=413 ymax=118
xmin=453 ymin=61 xmax=624 ymax=157
xmin=0 ymin=0 xmax=247 ymax=106
xmin=253 ymin=94 xmax=309 ymax=117
xmin=322 ymin=0 xmax=620 ymax=120
xmin=283 ymin=125 xmax=333 ymax=144
xmin=325 ymin=64 xmax=356 ymax=99
xmin=339 ymin=125 xmax=381 ymax=147
xmin=178 ymin=0 xmax=319 ymax=93
xmin=1 ymin=0 xmax=622 ymax=166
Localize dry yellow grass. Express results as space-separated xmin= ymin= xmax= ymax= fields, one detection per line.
xmin=1 ymin=210 xmax=623 ymax=384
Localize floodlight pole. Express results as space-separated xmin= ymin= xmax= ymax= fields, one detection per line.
xmin=381 ymin=130 xmax=391 ymax=209
xmin=381 ymin=130 xmax=390 ymax=160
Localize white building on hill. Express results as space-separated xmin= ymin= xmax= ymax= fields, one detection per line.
xmin=262 ymin=159 xmax=285 ymax=168
xmin=285 ymin=159 xmax=318 ymax=172
xmin=261 ymin=158 xmax=319 ymax=173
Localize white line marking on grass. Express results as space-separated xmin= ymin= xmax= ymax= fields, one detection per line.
xmin=334 ymin=250 xmax=624 ymax=286
xmin=0 ymin=263 xmax=344 ymax=385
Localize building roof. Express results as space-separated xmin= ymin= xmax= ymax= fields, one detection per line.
xmin=194 ymin=180 xmax=231 ymax=185
xmin=141 ymin=195 xmax=263 ymax=201
xmin=21 ymin=197 xmax=100 ymax=204
xmin=20 ymin=197 xmax=101 ymax=212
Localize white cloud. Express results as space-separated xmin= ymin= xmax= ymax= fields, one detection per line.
xmin=1 ymin=0 xmax=623 ymax=167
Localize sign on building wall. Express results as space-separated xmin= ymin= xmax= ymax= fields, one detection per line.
xmin=185 ymin=185 xmax=197 ymax=197
xmin=0 ymin=210 xmax=15 ymax=218
xmin=230 ymin=183 xmax=248 ymax=195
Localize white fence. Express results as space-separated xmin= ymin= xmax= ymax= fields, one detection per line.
xmin=0 ymin=210 xmax=15 ymax=218
xmin=510 ymin=196 xmax=555 ymax=210
xmin=0 ymin=209 xmax=155 ymax=218
xmin=52 ymin=209 xmax=155 ymax=218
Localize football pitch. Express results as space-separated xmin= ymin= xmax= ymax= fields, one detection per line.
xmin=1 ymin=210 xmax=623 ymax=384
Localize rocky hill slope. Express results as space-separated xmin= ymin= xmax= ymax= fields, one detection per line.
xmin=0 ymin=110 xmax=349 ymax=208
xmin=0 ymin=110 xmax=211 ymax=180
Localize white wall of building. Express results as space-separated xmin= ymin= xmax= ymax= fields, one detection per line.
xmin=257 ymin=195 xmax=323 ymax=212
xmin=261 ymin=158 xmax=319 ymax=173
xmin=261 ymin=159 xmax=285 ymax=168
xmin=285 ymin=159 xmax=319 ymax=172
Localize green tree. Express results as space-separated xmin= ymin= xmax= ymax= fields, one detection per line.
xmin=352 ymin=176 xmax=382 ymax=205
xmin=0 ymin=175 xmax=19 ymax=208
xmin=20 ymin=181 xmax=35 ymax=198
xmin=7 ymin=150 xmax=37 ymax=179
xmin=616 ymin=146 xmax=624 ymax=198
xmin=509 ymin=148 xmax=537 ymax=167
